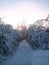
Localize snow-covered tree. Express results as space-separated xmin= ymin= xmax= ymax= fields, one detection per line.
xmin=0 ymin=23 xmax=19 ymax=56
xmin=28 ymin=20 xmax=49 ymax=49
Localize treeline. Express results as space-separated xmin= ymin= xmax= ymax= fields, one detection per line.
xmin=0 ymin=19 xmax=49 ymax=57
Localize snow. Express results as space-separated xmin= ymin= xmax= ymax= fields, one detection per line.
xmin=0 ymin=19 xmax=49 ymax=65
xmin=0 ymin=23 xmax=19 ymax=56
xmin=2 ymin=40 xmax=49 ymax=65
xmin=28 ymin=19 xmax=49 ymax=49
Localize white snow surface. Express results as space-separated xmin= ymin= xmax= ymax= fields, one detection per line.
xmin=3 ymin=40 xmax=49 ymax=65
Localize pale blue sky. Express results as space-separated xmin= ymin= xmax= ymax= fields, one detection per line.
xmin=0 ymin=0 xmax=49 ymax=11
xmin=0 ymin=0 xmax=49 ymax=27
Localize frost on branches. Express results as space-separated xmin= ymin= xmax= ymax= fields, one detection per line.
xmin=0 ymin=21 xmax=19 ymax=57
xmin=28 ymin=19 xmax=49 ymax=49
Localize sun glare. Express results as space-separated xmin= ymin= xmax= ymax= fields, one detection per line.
xmin=1 ymin=2 xmax=48 ymax=29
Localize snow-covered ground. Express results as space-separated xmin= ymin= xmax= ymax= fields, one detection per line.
xmin=2 ymin=40 xmax=49 ymax=65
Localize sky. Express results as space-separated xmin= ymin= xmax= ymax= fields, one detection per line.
xmin=0 ymin=0 xmax=49 ymax=28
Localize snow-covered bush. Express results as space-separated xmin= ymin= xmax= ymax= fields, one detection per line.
xmin=0 ymin=23 xmax=19 ymax=56
xmin=28 ymin=20 xmax=49 ymax=49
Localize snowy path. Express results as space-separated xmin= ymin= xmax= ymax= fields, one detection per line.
xmin=3 ymin=40 xmax=49 ymax=65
